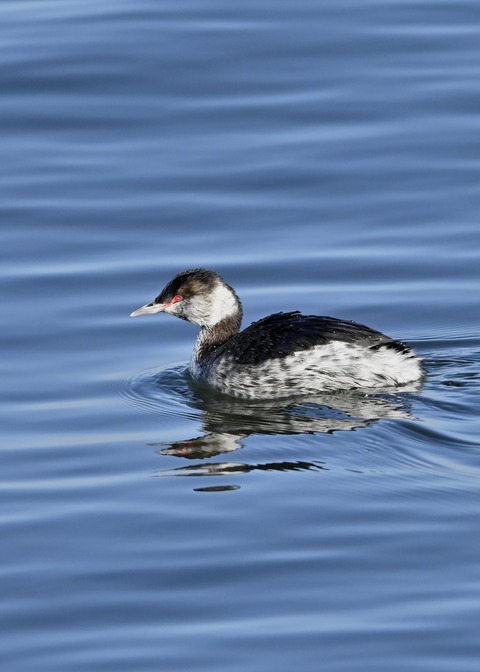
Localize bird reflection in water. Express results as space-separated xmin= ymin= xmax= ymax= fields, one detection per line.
xmin=150 ymin=379 xmax=421 ymax=488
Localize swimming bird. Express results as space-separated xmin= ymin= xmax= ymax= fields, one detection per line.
xmin=131 ymin=268 xmax=422 ymax=399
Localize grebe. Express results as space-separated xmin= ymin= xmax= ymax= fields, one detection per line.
xmin=131 ymin=268 xmax=422 ymax=399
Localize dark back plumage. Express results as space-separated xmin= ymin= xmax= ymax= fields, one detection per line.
xmin=216 ymin=311 xmax=409 ymax=365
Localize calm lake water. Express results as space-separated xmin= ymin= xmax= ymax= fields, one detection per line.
xmin=2 ymin=1 xmax=480 ymax=670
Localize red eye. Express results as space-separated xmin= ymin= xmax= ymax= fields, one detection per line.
xmin=164 ymin=294 xmax=183 ymax=309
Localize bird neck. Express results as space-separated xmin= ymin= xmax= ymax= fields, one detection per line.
xmin=193 ymin=312 xmax=242 ymax=363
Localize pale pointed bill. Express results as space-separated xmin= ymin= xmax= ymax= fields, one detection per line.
xmin=130 ymin=302 xmax=166 ymax=317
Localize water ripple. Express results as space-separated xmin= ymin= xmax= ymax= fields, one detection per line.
xmin=117 ymin=363 xmax=198 ymax=417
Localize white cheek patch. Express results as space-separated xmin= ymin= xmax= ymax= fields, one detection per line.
xmin=202 ymin=282 xmax=238 ymax=326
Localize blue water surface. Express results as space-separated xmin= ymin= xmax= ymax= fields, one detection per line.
xmin=1 ymin=1 xmax=480 ymax=671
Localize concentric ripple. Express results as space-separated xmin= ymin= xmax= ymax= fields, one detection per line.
xmin=118 ymin=363 xmax=199 ymax=417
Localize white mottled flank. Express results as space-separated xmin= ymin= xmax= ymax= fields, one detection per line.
xmin=191 ymin=339 xmax=423 ymax=400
